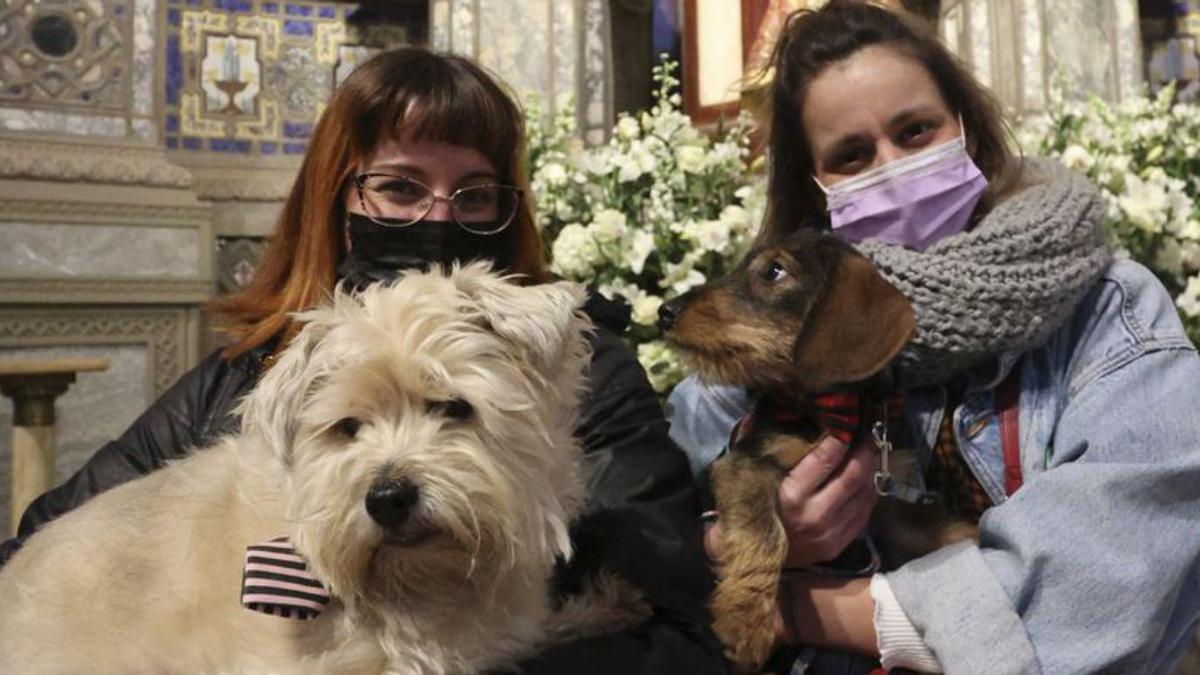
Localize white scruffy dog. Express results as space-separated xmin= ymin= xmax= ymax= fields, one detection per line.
xmin=0 ymin=264 xmax=626 ymax=675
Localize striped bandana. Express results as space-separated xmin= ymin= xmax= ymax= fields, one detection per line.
xmin=241 ymin=536 xmax=331 ymax=620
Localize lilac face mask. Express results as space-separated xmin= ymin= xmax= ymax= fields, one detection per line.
xmin=816 ymin=127 xmax=988 ymax=251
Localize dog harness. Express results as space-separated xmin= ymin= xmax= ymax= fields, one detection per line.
xmin=730 ymin=391 xmax=931 ymax=503
xmin=240 ymin=536 xmax=331 ymax=620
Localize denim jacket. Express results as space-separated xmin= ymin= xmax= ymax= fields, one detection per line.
xmin=666 ymin=258 xmax=1200 ymax=674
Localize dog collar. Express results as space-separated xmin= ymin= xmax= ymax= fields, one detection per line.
xmin=241 ymin=536 xmax=331 ymax=620
xmin=808 ymin=392 xmax=860 ymax=445
xmin=729 ymin=392 xmax=862 ymax=448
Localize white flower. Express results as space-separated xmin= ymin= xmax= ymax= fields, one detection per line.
xmin=1059 ymin=144 xmax=1094 ymax=172
xmin=1176 ymin=275 xmax=1200 ymax=318
xmin=550 ymin=223 xmax=601 ymax=279
xmin=676 ymin=145 xmax=707 ymax=173
xmin=1155 ymin=236 xmax=1185 ymax=276
xmin=1131 ymin=118 xmax=1169 ymax=143
xmin=590 ymin=209 xmax=628 ymax=246
xmin=540 ymin=162 xmax=568 ymax=186
xmin=736 ymin=180 xmax=769 ymax=234
xmin=1081 ymin=118 xmax=1117 ymax=150
xmin=675 ymin=121 xmax=702 ymax=145
xmin=1118 ymin=96 xmax=1152 ymax=117
xmin=720 ymin=204 xmax=752 ymax=233
xmin=710 ymin=141 xmax=743 ymax=166
xmin=616 ymin=115 xmax=640 ymax=141
xmin=1014 ymin=114 xmax=1053 ymax=154
xmin=1096 ymin=154 xmax=1132 ymax=188
xmin=687 ymin=218 xmax=733 ymax=254
xmin=631 ymin=141 xmax=659 ymax=174
xmin=1118 ymin=173 xmax=1169 ymax=234
xmin=1182 ymin=241 xmax=1200 ymax=271
xmin=1166 ymin=184 xmax=1197 ymax=238
xmin=636 ymin=340 xmax=686 ymax=393
xmin=552 ymin=198 xmax=578 ymax=222
xmin=661 ymin=256 xmax=707 ymax=295
xmin=580 ymin=147 xmax=612 ymax=175
xmin=630 ymin=292 xmax=665 ymax=328
xmin=616 ymin=155 xmax=644 ymax=182
xmin=1182 ymin=219 xmax=1200 ymax=243
xmin=627 ymin=229 xmax=656 ymax=274
xmin=597 ymin=279 xmax=639 ymax=303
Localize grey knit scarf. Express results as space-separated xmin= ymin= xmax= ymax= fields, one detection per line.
xmin=855 ymin=159 xmax=1112 ymax=388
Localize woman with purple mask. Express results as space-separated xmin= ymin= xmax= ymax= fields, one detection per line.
xmin=669 ymin=1 xmax=1200 ymax=672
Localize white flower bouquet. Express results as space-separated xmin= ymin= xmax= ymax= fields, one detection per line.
xmin=1016 ymin=81 xmax=1200 ymax=344
xmin=526 ymin=60 xmax=765 ymax=392
xmin=528 ymin=64 xmax=1200 ymax=395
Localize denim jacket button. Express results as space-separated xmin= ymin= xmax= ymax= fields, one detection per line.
xmin=964 ymin=416 xmax=989 ymax=438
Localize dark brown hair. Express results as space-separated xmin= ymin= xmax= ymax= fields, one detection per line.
xmin=210 ymin=48 xmax=549 ymax=357
xmin=760 ymin=0 xmax=1020 ymax=241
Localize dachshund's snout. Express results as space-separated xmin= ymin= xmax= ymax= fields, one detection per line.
xmin=657 ymin=296 xmax=687 ymax=333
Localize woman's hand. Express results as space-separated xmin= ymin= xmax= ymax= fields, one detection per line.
xmin=703 ymin=434 xmax=879 ymax=567
xmin=779 ymin=434 xmax=880 ymax=567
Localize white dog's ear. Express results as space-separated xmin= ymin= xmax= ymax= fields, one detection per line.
xmin=454 ymin=264 xmax=590 ymax=373
xmin=237 ymin=316 xmax=331 ymax=464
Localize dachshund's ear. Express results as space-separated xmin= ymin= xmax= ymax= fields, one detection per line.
xmin=791 ymin=251 xmax=914 ymax=390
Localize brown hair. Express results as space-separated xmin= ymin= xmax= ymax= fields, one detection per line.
xmin=210 ymin=48 xmax=549 ymax=358
xmin=760 ymin=0 xmax=1020 ymax=241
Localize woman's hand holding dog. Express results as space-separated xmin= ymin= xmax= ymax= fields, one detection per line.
xmin=703 ymin=434 xmax=879 ymax=567
xmin=703 ymin=435 xmax=881 ymax=655
xmin=779 ymin=435 xmax=880 ymax=567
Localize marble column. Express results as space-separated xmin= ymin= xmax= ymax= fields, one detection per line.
xmin=430 ymin=0 xmax=614 ymax=143
xmin=0 ymin=358 xmax=108 ymax=535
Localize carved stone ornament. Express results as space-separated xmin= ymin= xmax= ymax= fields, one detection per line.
xmin=189 ymin=167 xmax=297 ymax=201
xmin=0 ymin=308 xmax=194 ymax=398
xmin=0 ymin=136 xmax=193 ymax=188
xmin=0 ymin=196 xmax=210 ymax=225
xmin=0 ymin=278 xmax=213 ymax=305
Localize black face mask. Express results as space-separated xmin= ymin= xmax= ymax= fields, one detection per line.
xmin=336 ymin=212 xmax=516 ymax=290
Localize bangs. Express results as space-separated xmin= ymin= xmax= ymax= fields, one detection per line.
xmin=349 ymin=52 xmax=521 ymax=177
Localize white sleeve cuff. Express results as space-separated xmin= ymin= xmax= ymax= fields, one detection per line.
xmin=870 ymin=573 xmax=943 ymax=673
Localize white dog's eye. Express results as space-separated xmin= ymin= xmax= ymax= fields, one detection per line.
xmin=429 ymin=397 xmax=474 ymax=421
xmin=333 ymin=417 xmax=362 ymax=439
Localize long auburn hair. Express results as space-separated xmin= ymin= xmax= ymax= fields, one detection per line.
xmin=759 ymin=0 xmax=1020 ymax=242
xmin=210 ymin=48 xmax=549 ymax=358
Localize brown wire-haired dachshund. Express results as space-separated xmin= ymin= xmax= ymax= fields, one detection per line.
xmin=659 ymin=229 xmax=975 ymax=673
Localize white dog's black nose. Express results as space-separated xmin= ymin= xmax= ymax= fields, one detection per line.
xmin=365 ymin=480 xmax=420 ymax=529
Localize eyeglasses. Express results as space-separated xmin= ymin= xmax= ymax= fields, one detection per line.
xmin=354 ymin=173 xmax=523 ymax=235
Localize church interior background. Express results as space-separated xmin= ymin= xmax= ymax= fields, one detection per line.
xmin=0 ymin=0 xmax=1196 ymax=532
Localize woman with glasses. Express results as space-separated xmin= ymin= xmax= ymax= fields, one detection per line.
xmin=0 ymin=48 xmax=726 ymax=674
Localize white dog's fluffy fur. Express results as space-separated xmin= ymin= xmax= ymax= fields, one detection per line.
xmin=0 ymin=264 xmax=609 ymax=675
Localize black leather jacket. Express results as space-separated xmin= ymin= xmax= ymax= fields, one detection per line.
xmin=0 ymin=298 xmax=728 ymax=675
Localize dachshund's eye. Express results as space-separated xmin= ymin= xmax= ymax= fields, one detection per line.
xmin=430 ymin=397 xmax=474 ymax=421
xmin=333 ymin=417 xmax=362 ymax=439
xmin=763 ymin=261 xmax=789 ymax=282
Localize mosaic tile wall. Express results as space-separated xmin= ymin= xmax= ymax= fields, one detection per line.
xmin=163 ymin=0 xmax=376 ymax=158
xmin=0 ymin=0 xmax=157 ymax=139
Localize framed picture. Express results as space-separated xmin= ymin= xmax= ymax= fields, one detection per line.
xmin=682 ymin=0 xmax=770 ymax=125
